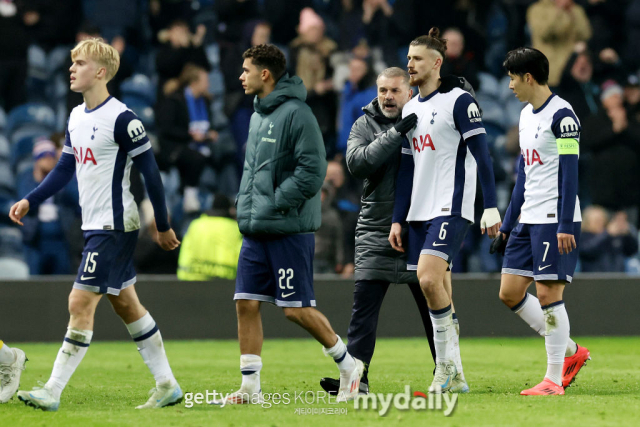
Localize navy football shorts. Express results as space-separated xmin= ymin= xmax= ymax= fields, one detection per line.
xmin=502 ymin=222 xmax=581 ymax=283
xmin=235 ymin=233 xmax=316 ymax=307
xmin=407 ymin=215 xmax=471 ymax=270
xmin=73 ymin=230 xmax=138 ymax=296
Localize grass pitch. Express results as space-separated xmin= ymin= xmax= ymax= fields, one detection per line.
xmin=2 ymin=337 xmax=639 ymax=426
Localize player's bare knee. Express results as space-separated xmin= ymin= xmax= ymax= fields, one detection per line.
xmin=236 ymin=300 xmax=260 ymax=318
xmin=498 ymin=288 xmax=519 ymax=308
xmin=419 ymin=275 xmax=439 ymax=295
xmin=68 ymin=295 xmax=94 ymax=319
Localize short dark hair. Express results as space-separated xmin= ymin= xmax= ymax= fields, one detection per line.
xmin=503 ymin=47 xmax=549 ymax=85
xmin=242 ymin=44 xmax=286 ymax=82
xmin=410 ymin=27 xmax=447 ymax=59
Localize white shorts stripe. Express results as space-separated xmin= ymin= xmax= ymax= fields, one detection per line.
xmin=502 ymin=268 xmax=534 ymax=277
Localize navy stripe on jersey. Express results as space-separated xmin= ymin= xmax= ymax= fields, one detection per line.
xmin=451 ymin=138 xmax=467 ymax=215
xmin=112 ymin=147 xmax=127 ymax=230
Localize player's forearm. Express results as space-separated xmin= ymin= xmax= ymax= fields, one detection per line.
xmin=500 ymin=156 xmax=526 ymax=233
xmin=132 ymin=150 xmax=170 ymax=232
xmin=392 ymin=151 xmax=414 ymax=224
xmin=25 ymin=153 xmax=75 ymax=208
xmin=558 ymin=154 xmax=579 ymax=234
xmin=466 ymin=133 xmax=498 ymax=208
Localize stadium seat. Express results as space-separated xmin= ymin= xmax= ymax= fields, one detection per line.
xmin=0 ymin=258 xmax=29 ymax=278
xmin=477 ymin=72 xmax=501 ymax=99
xmin=121 ymin=74 xmax=156 ymax=106
xmin=0 ymin=106 xmax=6 ymax=130
xmin=0 ymin=226 xmax=24 ymax=257
xmin=0 ymin=190 xmax=15 ymax=225
xmin=5 ymin=103 xmax=56 ymax=137
xmin=9 ymin=127 xmax=50 ymax=146
xmin=123 ymin=99 xmax=155 ymax=130
xmin=0 ymin=135 xmax=10 ymax=161
xmin=10 ymin=136 xmax=38 ymax=172
xmin=0 ymin=160 xmax=14 ymax=194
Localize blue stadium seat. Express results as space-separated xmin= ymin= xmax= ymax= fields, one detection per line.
xmin=5 ymin=103 xmax=56 ymax=136
xmin=9 ymin=127 xmax=50 ymax=145
xmin=0 ymin=190 xmax=16 ymax=223
xmin=123 ymin=99 xmax=155 ymax=130
xmin=477 ymin=72 xmax=501 ymax=99
xmin=0 ymin=106 xmax=6 ymax=130
xmin=0 ymin=225 xmax=23 ymax=256
xmin=0 ymin=258 xmax=29 ymax=278
xmin=10 ymin=136 xmax=38 ymax=172
xmin=0 ymin=160 xmax=14 ymax=193
xmin=121 ymin=74 xmax=156 ymax=106
xmin=0 ymin=135 xmax=10 ymax=161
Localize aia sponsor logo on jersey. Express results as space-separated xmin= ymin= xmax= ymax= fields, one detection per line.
xmin=559 ymin=117 xmax=579 ymax=138
xmin=522 ymin=148 xmax=543 ymax=166
xmin=412 ymin=134 xmax=435 ymax=153
xmin=74 ymin=146 xmax=97 ymax=165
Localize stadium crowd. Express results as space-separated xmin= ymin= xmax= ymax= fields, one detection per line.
xmin=1 ymin=0 xmax=639 ymax=278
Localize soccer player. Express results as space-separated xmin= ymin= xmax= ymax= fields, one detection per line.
xmin=493 ymin=47 xmax=590 ymax=395
xmin=0 ymin=341 xmax=26 ymax=403
xmin=211 ymin=44 xmax=363 ymax=405
xmin=320 ymin=70 xmax=477 ymax=396
xmin=9 ymin=38 xmax=183 ymax=411
xmin=390 ymin=28 xmax=502 ymax=393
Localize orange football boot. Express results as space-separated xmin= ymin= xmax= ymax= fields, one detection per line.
xmin=521 ymin=378 xmax=564 ymax=395
xmin=562 ymin=344 xmax=591 ymax=388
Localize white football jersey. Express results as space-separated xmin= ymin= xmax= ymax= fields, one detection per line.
xmin=518 ymin=94 xmax=581 ymax=224
xmin=63 ymin=96 xmax=152 ymax=232
xmin=401 ymin=87 xmax=486 ymax=223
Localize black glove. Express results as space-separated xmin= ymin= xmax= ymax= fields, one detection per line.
xmin=394 ymin=113 xmax=418 ymax=136
xmin=490 ymin=232 xmax=508 ymax=255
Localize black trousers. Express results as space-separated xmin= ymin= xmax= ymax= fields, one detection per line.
xmin=346 ymin=280 xmax=436 ymax=384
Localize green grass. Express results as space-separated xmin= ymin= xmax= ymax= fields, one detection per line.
xmin=2 ymin=337 xmax=640 ymax=426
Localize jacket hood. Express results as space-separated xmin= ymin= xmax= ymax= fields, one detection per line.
xmin=254 ymin=73 xmax=307 ymax=115
xmin=362 ymin=97 xmax=398 ymax=125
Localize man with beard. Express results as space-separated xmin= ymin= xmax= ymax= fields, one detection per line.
xmin=390 ymin=29 xmax=501 ymax=393
xmin=320 ymin=67 xmax=476 ymax=395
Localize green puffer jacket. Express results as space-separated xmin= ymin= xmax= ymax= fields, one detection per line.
xmin=237 ymin=74 xmax=327 ymax=236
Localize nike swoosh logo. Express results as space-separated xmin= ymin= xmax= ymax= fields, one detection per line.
xmin=80 ymin=275 xmax=96 ymax=280
xmin=433 ymin=242 xmax=447 ymax=246
xmin=69 ymin=128 xmax=76 ymax=133
xmin=281 ymin=292 xmax=295 ymax=298
xmin=538 ymin=265 xmax=552 ymax=271
xmin=374 ymin=131 xmax=385 ymax=137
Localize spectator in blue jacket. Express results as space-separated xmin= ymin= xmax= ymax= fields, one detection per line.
xmin=337 ymin=56 xmax=378 ymax=154
xmin=16 ymin=139 xmax=79 ymax=275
